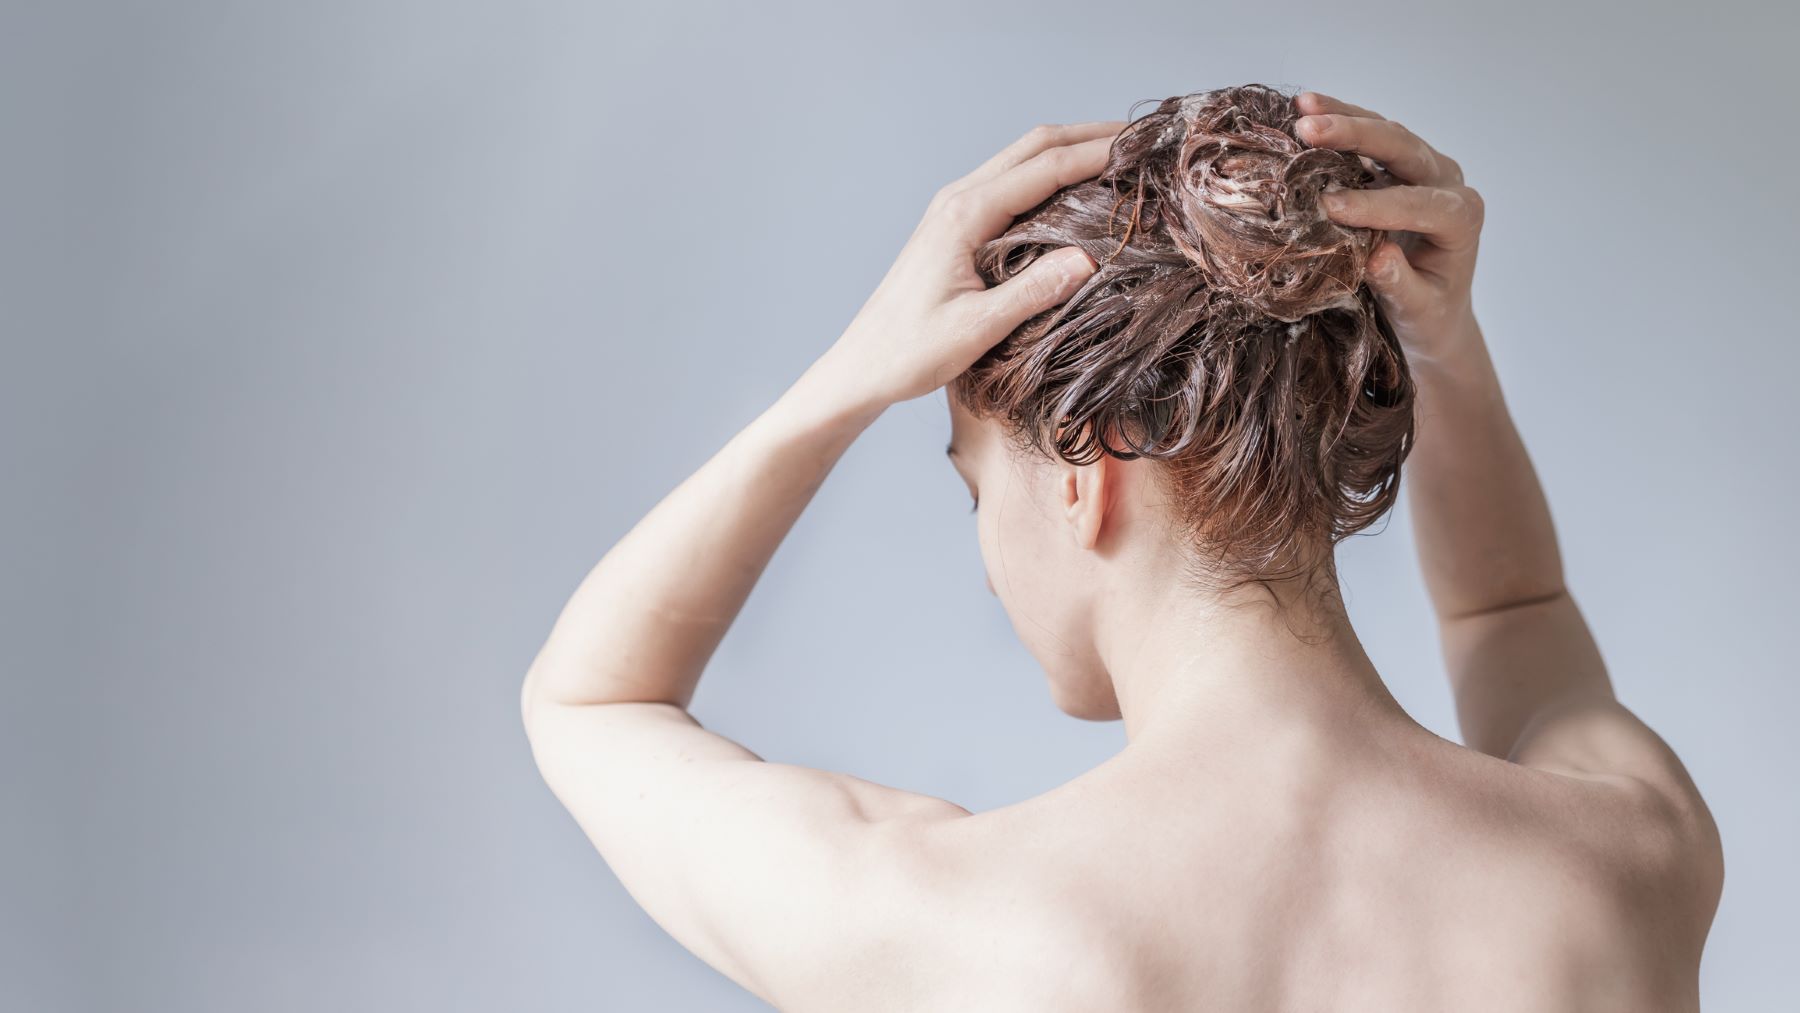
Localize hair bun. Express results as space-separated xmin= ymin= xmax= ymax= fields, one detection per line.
xmin=958 ymin=83 xmax=1418 ymax=592
xmin=1112 ymin=84 xmax=1393 ymax=323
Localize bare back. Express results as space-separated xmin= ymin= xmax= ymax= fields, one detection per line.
xmin=877 ymin=730 xmax=1709 ymax=1013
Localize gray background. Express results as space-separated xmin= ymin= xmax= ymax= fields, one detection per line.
xmin=5 ymin=1 xmax=1795 ymax=1010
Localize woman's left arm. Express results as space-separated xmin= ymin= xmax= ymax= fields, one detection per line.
xmin=520 ymin=121 xmax=1117 ymax=1008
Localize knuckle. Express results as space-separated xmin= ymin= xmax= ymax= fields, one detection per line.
xmin=1018 ymin=275 xmax=1057 ymax=306
xmin=1428 ymin=186 xmax=1467 ymax=219
xmin=1461 ymin=185 xmax=1486 ymax=224
xmin=1012 ymin=146 xmax=1064 ymax=179
xmin=1414 ymin=139 xmax=1438 ymax=173
xmin=1425 ymin=185 xmax=1484 ymax=233
xmin=937 ymin=189 xmax=980 ymax=224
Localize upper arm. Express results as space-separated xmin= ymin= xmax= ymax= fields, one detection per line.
xmin=1437 ymin=587 xmax=1613 ymax=761
xmin=521 ymin=697 xmax=969 ymax=1008
xmin=1440 ymin=590 xmax=1723 ymax=907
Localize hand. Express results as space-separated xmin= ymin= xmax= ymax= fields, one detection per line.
xmin=819 ymin=122 xmax=1122 ymax=409
xmin=1293 ymin=91 xmax=1485 ymax=366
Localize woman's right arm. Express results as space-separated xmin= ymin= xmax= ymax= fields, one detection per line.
xmin=1403 ymin=317 xmax=1599 ymax=758
xmin=1296 ymin=93 xmax=1720 ymax=883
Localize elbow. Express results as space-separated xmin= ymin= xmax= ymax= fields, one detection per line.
xmin=1620 ymin=773 xmax=1725 ymax=929
xmin=519 ymin=660 xmax=550 ymax=736
xmin=518 ymin=646 xmax=579 ymax=734
xmin=1680 ymin=790 xmax=1726 ymax=921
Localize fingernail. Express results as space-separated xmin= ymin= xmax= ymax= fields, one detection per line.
xmin=1320 ymin=192 xmax=1344 ymax=212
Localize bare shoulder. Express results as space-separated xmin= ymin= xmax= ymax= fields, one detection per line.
xmin=824 ymin=751 xmax=1723 ymax=1012
xmin=1445 ymin=732 xmax=1724 ymax=967
xmin=1505 ymin=704 xmax=1724 ymax=923
xmin=1436 ymin=592 xmax=1724 ymax=926
xmin=821 ymin=790 xmax=1152 ymax=1013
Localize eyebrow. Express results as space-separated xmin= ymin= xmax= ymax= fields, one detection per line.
xmin=945 ymin=442 xmax=959 ymax=459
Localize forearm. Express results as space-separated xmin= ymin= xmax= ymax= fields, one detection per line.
xmin=1404 ymin=317 xmax=1566 ymax=620
xmin=522 ymin=350 xmax=885 ymax=713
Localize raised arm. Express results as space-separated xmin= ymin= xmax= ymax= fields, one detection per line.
xmin=1295 ymin=91 xmax=1719 ymax=872
xmin=1403 ymin=320 xmax=1600 ymax=757
xmin=519 ymin=120 xmax=1118 ymax=1009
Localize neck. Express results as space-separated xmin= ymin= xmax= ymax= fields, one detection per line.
xmin=1093 ymin=564 xmax=1415 ymax=759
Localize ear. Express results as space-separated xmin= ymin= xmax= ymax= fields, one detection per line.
xmin=1057 ymin=451 xmax=1115 ymax=551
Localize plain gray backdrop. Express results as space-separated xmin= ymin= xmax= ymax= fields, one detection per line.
xmin=5 ymin=1 xmax=1795 ymax=1010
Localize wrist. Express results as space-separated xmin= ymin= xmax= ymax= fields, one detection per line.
xmin=1407 ymin=312 xmax=1487 ymax=380
xmin=1408 ymin=321 xmax=1508 ymax=423
xmin=773 ymin=348 xmax=891 ymax=438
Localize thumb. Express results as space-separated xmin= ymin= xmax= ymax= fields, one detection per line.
xmin=969 ymin=246 xmax=1096 ymax=338
xmin=1365 ymin=240 xmax=1429 ymax=321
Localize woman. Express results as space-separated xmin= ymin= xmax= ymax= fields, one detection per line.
xmin=520 ymin=84 xmax=1722 ymax=1011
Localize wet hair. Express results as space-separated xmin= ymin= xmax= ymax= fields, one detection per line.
xmin=951 ymin=82 xmax=1416 ymax=601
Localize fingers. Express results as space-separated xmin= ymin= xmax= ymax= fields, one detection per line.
xmin=982 ymin=134 xmax=1118 ymax=215
xmin=1321 ymin=183 xmax=1485 ymax=253
xmin=1295 ymin=113 xmax=1463 ymax=187
xmin=1293 ymin=90 xmax=1386 ymax=121
xmin=947 ymin=120 xmax=1128 ymax=195
xmin=959 ymin=245 xmax=1096 ymax=342
xmin=1364 ymin=239 xmax=1432 ymax=323
xmin=937 ymin=134 xmax=1117 ymax=238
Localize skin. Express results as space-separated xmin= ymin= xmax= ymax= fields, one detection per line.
xmin=521 ymin=92 xmax=1724 ymax=1011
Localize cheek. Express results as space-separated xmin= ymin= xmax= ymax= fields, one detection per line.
xmin=975 ymin=475 xmax=1115 ymax=716
xmin=980 ymin=475 xmax=1064 ymax=629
